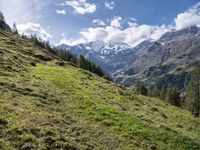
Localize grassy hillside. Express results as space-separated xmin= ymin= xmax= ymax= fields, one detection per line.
xmin=0 ymin=30 xmax=200 ymax=150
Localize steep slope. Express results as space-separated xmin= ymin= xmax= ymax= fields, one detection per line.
xmin=114 ymin=26 xmax=200 ymax=90
xmin=1 ymin=30 xmax=200 ymax=150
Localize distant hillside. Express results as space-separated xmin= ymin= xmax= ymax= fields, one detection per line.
xmin=114 ymin=26 xmax=200 ymax=90
xmin=1 ymin=27 xmax=200 ymax=149
xmin=59 ymin=26 xmax=200 ymax=91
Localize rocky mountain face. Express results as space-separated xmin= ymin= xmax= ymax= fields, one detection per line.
xmin=114 ymin=26 xmax=200 ymax=90
xmin=58 ymin=26 xmax=200 ymax=90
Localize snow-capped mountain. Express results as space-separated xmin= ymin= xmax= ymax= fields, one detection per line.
xmin=83 ymin=41 xmax=132 ymax=55
xmin=59 ymin=41 xmax=132 ymax=55
xmin=58 ymin=41 xmax=139 ymax=73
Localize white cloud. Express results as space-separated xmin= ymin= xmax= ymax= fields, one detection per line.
xmin=127 ymin=18 xmax=137 ymax=27
xmin=174 ymin=2 xmax=200 ymax=30
xmin=63 ymin=0 xmax=96 ymax=15
xmin=61 ymin=32 xmax=67 ymax=37
xmin=56 ymin=9 xmax=66 ymax=15
xmin=59 ymin=16 xmax=171 ymax=47
xmin=61 ymin=3 xmax=65 ymax=6
xmin=17 ymin=23 xmax=52 ymax=41
xmin=58 ymin=37 xmax=86 ymax=46
xmin=93 ymin=19 xmax=106 ymax=26
xmin=80 ymin=27 xmax=109 ymax=42
xmin=110 ymin=16 xmax=122 ymax=28
xmin=59 ymin=2 xmax=200 ymax=47
xmin=0 ymin=0 xmax=51 ymax=25
xmin=105 ymin=1 xmax=115 ymax=10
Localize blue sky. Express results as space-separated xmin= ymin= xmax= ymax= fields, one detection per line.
xmin=0 ymin=0 xmax=199 ymax=47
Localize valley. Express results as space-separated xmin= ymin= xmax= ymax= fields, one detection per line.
xmin=59 ymin=26 xmax=200 ymax=91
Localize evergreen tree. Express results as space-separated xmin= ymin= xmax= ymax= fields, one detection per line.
xmin=148 ymin=88 xmax=159 ymax=97
xmin=160 ymin=86 xmax=167 ymax=100
xmin=96 ymin=66 xmax=103 ymax=76
xmin=165 ymin=87 xmax=180 ymax=107
xmin=0 ymin=11 xmax=5 ymax=22
xmin=0 ymin=11 xmax=11 ymax=31
xmin=186 ymin=66 xmax=200 ymax=117
xmin=21 ymin=34 xmax=28 ymax=39
xmin=30 ymin=34 xmax=39 ymax=45
xmin=135 ymin=81 xmax=148 ymax=96
xmin=79 ymin=55 xmax=87 ymax=69
xmin=12 ymin=22 xmax=18 ymax=34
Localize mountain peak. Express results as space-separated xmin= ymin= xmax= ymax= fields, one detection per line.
xmin=58 ymin=40 xmax=133 ymax=56
xmin=159 ymin=25 xmax=200 ymax=44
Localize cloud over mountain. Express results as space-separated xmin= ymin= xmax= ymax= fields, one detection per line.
xmin=59 ymin=16 xmax=171 ymax=47
xmin=59 ymin=2 xmax=200 ymax=47
xmin=174 ymin=2 xmax=200 ymax=30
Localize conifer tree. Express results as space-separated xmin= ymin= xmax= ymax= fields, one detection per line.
xmin=160 ymin=86 xmax=167 ymax=100
xmin=148 ymin=88 xmax=159 ymax=97
xmin=12 ymin=22 xmax=18 ymax=34
xmin=0 ymin=11 xmax=5 ymax=22
xmin=0 ymin=11 xmax=11 ymax=31
xmin=186 ymin=66 xmax=200 ymax=117
xmin=135 ymin=81 xmax=148 ymax=96
xmin=165 ymin=87 xmax=180 ymax=107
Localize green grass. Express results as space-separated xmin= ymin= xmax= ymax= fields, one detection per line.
xmin=31 ymin=64 xmax=200 ymax=149
xmin=0 ymin=29 xmax=200 ymax=149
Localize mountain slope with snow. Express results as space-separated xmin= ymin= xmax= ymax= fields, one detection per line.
xmin=114 ymin=26 xmax=200 ymax=90
xmin=58 ymin=41 xmax=140 ymax=73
